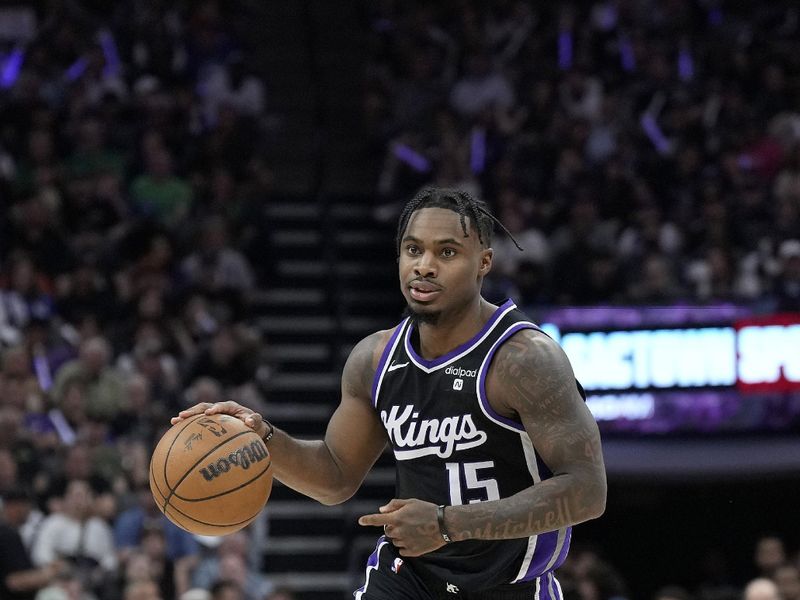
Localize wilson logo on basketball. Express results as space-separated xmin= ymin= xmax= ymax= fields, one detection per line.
xmin=199 ymin=440 xmax=269 ymax=481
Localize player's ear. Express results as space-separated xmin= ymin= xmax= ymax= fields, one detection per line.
xmin=479 ymin=248 xmax=493 ymax=276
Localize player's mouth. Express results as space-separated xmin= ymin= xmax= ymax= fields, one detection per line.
xmin=408 ymin=280 xmax=443 ymax=302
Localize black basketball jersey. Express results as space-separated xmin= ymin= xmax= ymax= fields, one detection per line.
xmin=371 ymin=299 xmax=575 ymax=591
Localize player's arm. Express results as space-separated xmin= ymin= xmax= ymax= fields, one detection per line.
xmin=444 ymin=328 xmax=607 ymax=540
xmin=172 ymin=330 xmax=391 ymax=505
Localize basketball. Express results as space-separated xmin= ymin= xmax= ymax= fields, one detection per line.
xmin=149 ymin=413 xmax=273 ymax=536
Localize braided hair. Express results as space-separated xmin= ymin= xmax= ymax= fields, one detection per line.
xmin=395 ymin=187 xmax=522 ymax=257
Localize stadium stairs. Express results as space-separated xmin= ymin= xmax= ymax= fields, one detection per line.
xmin=246 ymin=2 xmax=403 ymax=598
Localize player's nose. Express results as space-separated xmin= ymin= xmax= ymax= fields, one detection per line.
xmin=413 ymin=251 xmax=437 ymax=277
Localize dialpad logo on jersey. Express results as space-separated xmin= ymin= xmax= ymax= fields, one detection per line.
xmin=444 ymin=365 xmax=477 ymax=378
xmin=199 ymin=440 xmax=269 ymax=481
xmin=380 ymin=404 xmax=488 ymax=460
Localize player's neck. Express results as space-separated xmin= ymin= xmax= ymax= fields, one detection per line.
xmin=416 ymin=297 xmax=494 ymax=359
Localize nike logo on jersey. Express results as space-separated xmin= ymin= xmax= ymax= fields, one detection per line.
xmin=380 ymin=404 xmax=488 ymax=460
xmin=387 ymin=361 xmax=409 ymax=371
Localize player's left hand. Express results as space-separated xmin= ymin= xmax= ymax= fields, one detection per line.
xmin=358 ymin=498 xmax=448 ymax=556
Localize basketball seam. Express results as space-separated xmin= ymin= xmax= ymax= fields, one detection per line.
xmin=161 ymin=414 xmax=207 ymax=511
xmin=172 ymin=461 xmax=272 ymax=502
xmin=164 ymin=499 xmax=262 ymax=529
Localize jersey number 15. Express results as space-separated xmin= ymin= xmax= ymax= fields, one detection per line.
xmin=445 ymin=461 xmax=500 ymax=505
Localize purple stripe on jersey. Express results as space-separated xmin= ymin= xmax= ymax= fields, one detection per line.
xmin=405 ymin=299 xmax=515 ymax=368
xmin=372 ymin=321 xmax=407 ymax=407
xmin=519 ymin=530 xmax=559 ymax=581
xmin=539 ymin=573 xmax=550 ymax=600
xmin=478 ymin=322 xmax=538 ymax=431
xmin=367 ymin=536 xmax=386 ymax=567
xmin=354 ymin=536 xmax=388 ymax=595
xmin=552 ymin=527 xmax=572 ymax=570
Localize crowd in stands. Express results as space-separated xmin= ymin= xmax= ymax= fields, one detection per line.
xmin=0 ymin=1 xmax=285 ymax=599
xmin=0 ymin=1 xmax=799 ymax=599
xmin=364 ymin=0 xmax=800 ymax=309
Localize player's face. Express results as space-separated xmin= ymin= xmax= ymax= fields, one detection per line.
xmin=398 ymin=207 xmax=492 ymax=322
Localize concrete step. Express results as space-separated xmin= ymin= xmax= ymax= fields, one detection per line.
xmin=273 ymin=229 xmax=323 ymax=247
xmin=259 ymin=315 xmax=336 ymax=334
xmin=335 ymin=230 xmax=386 ymax=247
xmin=264 ymin=572 xmax=352 ymax=593
xmin=265 ymin=202 xmax=321 ymax=220
xmin=265 ymin=402 xmax=333 ymax=422
xmin=252 ymin=287 xmax=326 ymax=306
xmin=263 ymin=535 xmax=344 ymax=554
xmin=268 ymin=342 xmax=330 ymax=362
xmin=266 ymin=372 xmax=340 ymax=392
xmin=277 ymin=260 xmax=391 ymax=278
xmin=329 ymin=203 xmax=373 ymax=220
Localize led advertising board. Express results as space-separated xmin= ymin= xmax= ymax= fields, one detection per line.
xmin=533 ymin=305 xmax=800 ymax=436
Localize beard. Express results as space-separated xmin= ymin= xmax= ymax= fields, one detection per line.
xmin=402 ymin=303 xmax=441 ymax=326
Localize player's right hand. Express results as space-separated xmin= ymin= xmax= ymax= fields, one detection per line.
xmin=171 ymin=401 xmax=269 ymax=440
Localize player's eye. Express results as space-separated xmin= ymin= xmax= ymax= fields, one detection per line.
xmin=441 ymin=248 xmax=456 ymax=258
xmin=406 ymin=244 xmax=420 ymax=255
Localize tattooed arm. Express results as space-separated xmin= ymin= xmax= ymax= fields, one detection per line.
xmin=444 ymin=328 xmax=607 ymax=541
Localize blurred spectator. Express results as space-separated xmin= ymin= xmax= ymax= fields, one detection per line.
xmin=577 ymin=560 xmax=630 ymax=600
xmin=66 ymin=116 xmax=125 ymax=183
xmin=31 ymin=479 xmax=117 ymax=595
xmin=181 ymin=590 xmax=212 ymax=600
xmin=183 ymin=377 xmax=224 ymax=408
xmin=449 ymin=51 xmax=515 ymax=119
xmin=129 ymin=147 xmax=193 ymax=228
xmin=1 ymin=486 xmax=45 ymax=553
xmin=110 ymin=374 xmax=166 ymax=445
xmin=652 ymin=585 xmax=693 ymax=600
xmin=33 ymin=569 xmax=97 ymax=600
xmin=57 ymin=259 xmax=117 ymax=329
xmin=0 ymin=448 xmax=21 ymax=495
xmin=0 ymin=487 xmax=62 ymax=600
xmin=264 ymin=588 xmax=297 ymax=600
xmin=1 ymin=345 xmax=45 ymax=414
xmin=51 ymin=336 xmax=125 ymax=422
xmin=180 ymin=216 xmax=255 ymax=298
xmin=122 ymin=579 xmax=162 ymax=600
xmin=210 ymin=580 xmax=244 ymax=600
xmin=114 ymin=483 xmax=199 ymax=566
xmin=0 ymin=253 xmax=55 ymax=347
xmin=202 ymin=51 xmax=266 ymax=125
xmin=754 ymin=535 xmax=787 ymax=578
xmin=775 ymin=564 xmax=800 ymax=600
xmin=743 ymin=578 xmax=781 ymax=600
xmin=3 ymin=198 xmax=75 ymax=279
xmin=120 ymin=525 xmax=194 ymax=600
xmin=183 ymin=325 xmax=264 ymax=410
xmin=192 ymin=531 xmax=272 ymax=600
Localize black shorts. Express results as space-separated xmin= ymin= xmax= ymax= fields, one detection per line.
xmin=353 ymin=536 xmax=563 ymax=600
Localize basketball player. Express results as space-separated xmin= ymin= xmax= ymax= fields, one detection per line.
xmin=173 ymin=188 xmax=607 ymax=599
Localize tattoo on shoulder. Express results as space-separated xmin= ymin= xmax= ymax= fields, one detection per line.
xmin=492 ymin=330 xmax=578 ymax=420
xmin=343 ymin=331 xmax=390 ymax=399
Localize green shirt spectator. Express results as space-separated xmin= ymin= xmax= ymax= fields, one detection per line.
xmin=130 ymin=147 xmax=193 ymax=227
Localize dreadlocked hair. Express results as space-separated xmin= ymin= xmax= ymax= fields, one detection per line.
xmin=395 ymin=187 xmax=523 ymax=257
